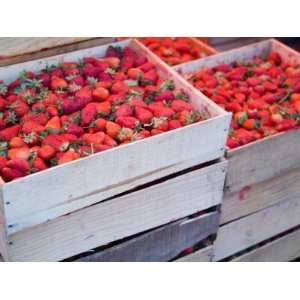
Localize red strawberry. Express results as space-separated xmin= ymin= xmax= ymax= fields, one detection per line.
xmin=22 ymin=121 xmax=44 ymax=134
xmin=111 ymin=81 xmax=129 ymax=94
xmin=9 ymin=136 xmax=26 ymax=148
xmin=51 ymin=76 xmax=68 ymax=90
xmin=38 ymin=145 xmax=56 ymax=161
xmin=0 ymin=125 xmax=20 ymax=141
xmin=92 ymin=87 xmax=110 ymax=101
xmin=81 ymin=103 xmax=97 ymax=127
xmin=115 ymin=104 xmax=133 ymax=118
xmin=0 ymin=156 xmax=7 ymax=170
xmin=152 ymin=106 xmax=175 ymax=118
xmin=65 ymin=123 xmax=84 ymax=137
xmin=58 ymin=150 xmax=80 ymax=165
xmin=46 ymin=106 xmax=59 ymax=117
xmin=45 ymin=116 xmax=61 ymax=132
xmin=8 ymin=100 xmax=29 ymax=117
xmin=75 ymin=86 xmax=93 ymax=102
xmin=117 ymin=127 xmax=134 ymax=142
xmin=2 ymin=167 xmax=25 ymax=181
xmin=7 ymin=158 xmax=30 ymax=173
xmin=94 ymin=144 xmax=113 ymax=152
xmin=106 ymin=121 xmax=121 ymax=138
xmin=32 ymin=157 xmax=48 ymax=172
xmin=155 ymin=91 xmax=174 ymax=102
xmin=171 ymin=100 xmax=193 ymax=112
xmin=43 ymin=134 xmax=70 ymax=152
xmin=139 ymin=62 xmax=155 ymax=72
xmin=135 ymin=107 xmax=153 ymax=124
xmin=168 ymin=119 xmax=182 ymax=130
xmin=115 ymin=116 xmax=139 ymax=129
xmin=152 ymin=117 xmax=169 ymax=131
xmin=94 ymin=118 xmax=107 ymax=131
xmin=141 ymin=70 xmax=158 ymax=86
xmin=82 ymin=132 xmax=105 ymax=145
xmin=8 ymin=146 xmax=30 ymax=160
xmin=0 ymin=97 xmax=7 ymax=111
xmin=103 ymin=134 xmax=118 ymax=147
xmin=151 ymin=129 xmax=164 ymax=136
xmin=94 ymin=101 xmax=111 ymax=116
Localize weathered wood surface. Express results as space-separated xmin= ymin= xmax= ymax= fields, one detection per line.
xmin=0 ymin=38 xmax=115 ymax=66
xmin=176 ymin=245 xmax=214 ymax=262
xmin=0 ymin=39 xmax=229 ymax=235
xmin=74 ymin=211 xmax=219 ymax=262
xmin=221 ymin=166 xmax=300 ymax=224
xmin=232 ymin=228 xmax=300 ymax=262
xmin=214 ymin=195 xmax=300 ymax=261
xmin=7 ymin=160 xmax=226 ymax=261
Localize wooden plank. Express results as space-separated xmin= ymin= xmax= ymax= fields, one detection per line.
xmin=7 ymin=160 xmax=227 ymax=261
xmin=73 ymin=211 xmax=219 ymax=262
xmin=221 ymin=166 xmax=300 ymax=224
xmin=214 ymin=195 xmax=300 ymax=261
xmin=0 ymin=38 xmax=115 ymax=67
xmin=0 ymin=38 xmax=91 ymax=57
xmin=232 ymin=228 xmax=300 ymax=262
xmin=176 ymin=245 xmax=214 ymax=262
xmin=0 ymin=39 xmax=230 ymax=235
xmin=225 ymin=128 xmax=300 ymax=195
xmin=0 ymin=178 xmax=8 ymax=261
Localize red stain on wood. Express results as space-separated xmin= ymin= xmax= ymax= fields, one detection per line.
xmin=238 ymin=186 xmax=251 ymax=201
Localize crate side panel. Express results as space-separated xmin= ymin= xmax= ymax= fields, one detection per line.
xmin=8 ymin=160 xmax=226 ymax=261
xmin=176 ymin=245 xmax=214 ymax=262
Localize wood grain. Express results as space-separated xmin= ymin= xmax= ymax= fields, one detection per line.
xmin=7 ymin=160 xmax=226 ymax=261
xmin=221 ymin=166 xmax=300 ymax=224
xmin=232 ymin=228 xmax=300 ymax=262
xmin=214 ymin=195 xmax=300 ymax=261
xmin=74 ymin=211 xmax=219 ymax=262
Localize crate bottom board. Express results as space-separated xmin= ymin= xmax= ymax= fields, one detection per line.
xmin=221 ymin=166 xmax=300 ymax=225
xmin=214 ymin=195 xmax=300 ymax=261
xmin=1 ymin=159 xmax=226 ymax=262
xmin=230 ymin=226 xmax=300 ymax=262
xmin=69 ymin=210 xmax=219 ymax=262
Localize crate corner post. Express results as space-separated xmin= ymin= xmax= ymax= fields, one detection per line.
xmin=0 ymin=180 xmax=9 ymax=262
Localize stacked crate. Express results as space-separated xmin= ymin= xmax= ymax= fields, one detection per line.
xmin=0 ymin=39 xmax=230 ymax=261
xmin=175 ymin=39 xmax=300 ymax=261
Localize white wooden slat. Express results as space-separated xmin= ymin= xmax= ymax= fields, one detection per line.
xmin=74 ymin=211 xmax=219 ymax=262
xmin=0 ymin=39 xmax=230 ymax=235
xmin=7 ymin=160 xmax=227 ymax=261
xmin=232 ymin=228 xmax=300 ymax=262
xmin=222 ymin=166 xmax=300 ymax=224
xmin=214 ymin=195 xmax=300 ymax=261
xmin=0 ymin=178 xmax=8 ymax=261
xmin=176 ymin=245 xmax=214 ymax=262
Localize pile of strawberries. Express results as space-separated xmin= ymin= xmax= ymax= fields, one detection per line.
xmin=0 ymin=45 xmax=203 ymax=182
xmin=140 ymin=38 xmax=210 ymax=66
xmin=187 ymin=52 xmax=300 ymax=149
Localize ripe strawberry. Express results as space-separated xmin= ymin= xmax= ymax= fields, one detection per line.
xmin=106 ymin=121 xmax=121 ymax=138
xmin=152 ymin=117 xmax=169 ymax=131
xmin=81 ymin=103 xmax=97 ymax=127
xmin=8 ymin=146 xmax=30 ymax=160
xmin=117 ymin=127 xmax=134 ymax=143
xmin=94 ymin=101 xmax=112 ymax=116
xmin=115 ymin=116 xmax=139 ymax=129
xmin=46 ymin=106 xmax=59 ymax=117
xmin=51 ymin=76 xmax=68 ymax=90
xmin=65 ymin=123 xmax=84 ymax=137
xmin=178 ymin=110 xmax=200 ymax=126
xmin=111 ymin=81 xmax=129 ymax=94
xmin=155 ymin=91 xmax=174 ymax=102
xmin=0 ymin=125 xmax=20 ymax=141
xmin=31 ymin=157 xmax=48 ymax=172
xmin=94 ymin=118 xmax=107 ymax=131
xmin=38 ymin=145 xmax=56 ymax=161
xmin=115 ymin=104 xmax=133 ymax=118
xmin=58 ymin=150 xmax=80 ymax=165
xmin=141 ymin=70 xmax=158 ymax=86
xmin=0 ymin=156 xmax=7 ymax=170
xmin=9 ymin=136 xmax=26 ymax=148
xmin=103 ymin=134 xmax=118 ymax=147
xmin=8 ymin=100 xmax=29 ymax=117
xmin=135 ymin=107 xmax=153 ymax=124
xmin=1 ymin=167 xmax=25 ymax=181
xmin=151 ymin=129 xmax=164 ymax=136
xmin=94 ymin=144 xmax=113 ymax=152
xmin=43 ymin=134 xmax=70 ymax=152
xmin=22 ymin=121 xmax=44 ymax=134
xmin=127 ymin=68 xmax=144 ymax=80
xmin=46 ymin=116 xmax=61 ymax=132
xmin=92 ymin=87 xmax=110 ymax=101
xmin=75 ymin=86 xmax=93 ymax=102
xmin=22 ymin=112 xmax=49 ymax=125
xmin=168 ymin=119 xmax=182 ymax=130
xmin=104 ymin=57 xmax=120 ymax=69
xmin=82 ymin=132 xmax=105 ymax=145
xmin=171 ymin=100 xmax=193 ymax=112
xmin=242 ymin=119 xmax=257 ymax=130
xmin=7 ymin=158 xmax=30 ymax=173
xmin=152 ymin=106 xmax=175 ymax=118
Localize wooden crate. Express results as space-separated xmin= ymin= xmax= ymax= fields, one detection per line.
xmin=68 ymin=207 xmax=219 ymax=262
xmin=0 ymin=38 xmax=230 ymax=261
xmin=174 ymin=39 xmax=300 ymax=261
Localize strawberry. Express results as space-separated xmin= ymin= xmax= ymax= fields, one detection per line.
xmin=9 ymin=136 xmax=26 ymax=148
xmin=8 ymin=147 xmax=30 ymax=160
xmin=155 ymin=91 xmax=174 ymax=102
xmin=151 ymin=129 xmax=164 ymax=136
xmin=0 ymin=97 xmax=7 ymax=111
xmin=115 ymin=116 xmax=139 ymax=129
xmin=94 ymin=144 xmax=113 ymax=152
xmin=58 ymin=150 xmax=80 ymax=165
xmin=103 ymin=134 xmax=118 ymax=147
xmin=31 ymin=157 xmax=48 ymax=172
xmin=171 ymin=100 xmax=193 ymax=112
xmin=168 ymin=119 xmax=182 ymax=130
xmin=8 ymin=100 xmax=29 ymax=117
xmin=152 ymin=117 xmax=169 ymax=131
xmin=94 ymin=101 xmax=111 ymax=116
xmin=7 ymin=158 xmax=30 ymax=173
xmin=92 ymin=87 xmax=110 ymax=101
xmin=51 ymin=76 xmax=68 ymax=90
xmin=43 ymin=134 xmax=70 ymax=152
xmin=141 ymin=70 xmax=158 ymax=86
xmin=127 ymin=68 xmax=144 ymax=80
xmin=46 ymin=116 xmax=61 ymax=132
xmin=65 ymin=123 xmax=84 ymax=137
xmin=0 ymin=156 xmax=7 ymax=170
xmin=115 ymin=104 xmax=133 ymax=118
xmin=82 ymin=132 xmax=105 ymax=145
xmin=2 ymin=167 xmax=25 ymax=181
xmin=22 ymin=121 xmax=44 ymax=134
xmin=94 ymin=118 xmax=107 ymax=131
xmin=38 ymin=145 xmax=56 ymax=161
xmin=178 ymin=110 xmax=200 ymax=126
xmin=0 ymin=125 xmax=20 ymax=141
xmin=111 ymin=81 xmax=129 ymax=94
xmin=152 ymin=106 xmax=175 ymax=118
xmin=104 ymin=57 xmax=120 ymax=69
xmin=106 ymin=121 xmax=121 ymax=138
xmin=135 ymin=107 xmax=153 ymax=124
xmin=81 ymin=103 xmax=97 ymax=127
xmin=46 ymin=106 xmax=59 ymax=117
xmin=75 ymin=86 xmax=93 ymax=102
